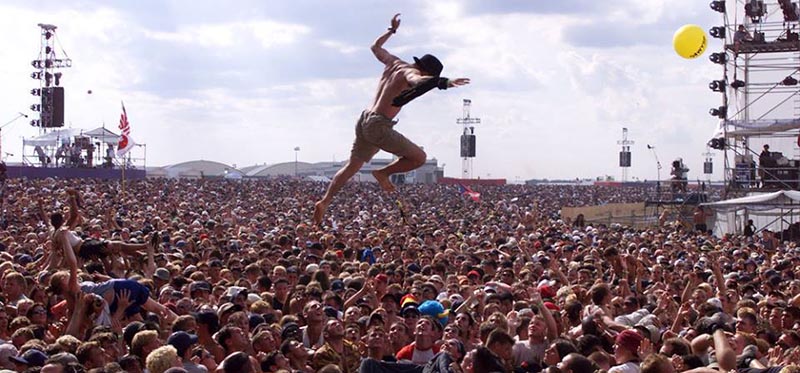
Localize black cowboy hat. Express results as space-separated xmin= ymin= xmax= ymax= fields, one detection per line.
xmin=413 ymin=54 xmax=443 ymax=76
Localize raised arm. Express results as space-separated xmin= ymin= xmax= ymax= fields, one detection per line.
xmin=62 ymin=235 xmax=81 ymax=297
xmin=371 ymin=14 xmax=402 ymax=65
xmin=65 ymin=189 xmax=82 ymax=229
xmin=531 ymin=288 xmax=558 ymax=340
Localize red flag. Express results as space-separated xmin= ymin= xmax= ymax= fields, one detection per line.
xmin=117 ymin=102 xmax=135 ymax=156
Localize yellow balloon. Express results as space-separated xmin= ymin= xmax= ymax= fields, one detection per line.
xmin=673 ymin=24 xmax=707 ymax=59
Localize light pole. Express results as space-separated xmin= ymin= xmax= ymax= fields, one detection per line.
xmin=647 ymin=144 xmax=663 ymax=200
xmin=294 ymin=146 xmax=300 ymax=176
xmin=1 ymin=112 xmax=29 ymax=162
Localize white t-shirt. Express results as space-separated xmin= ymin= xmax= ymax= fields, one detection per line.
xmin=300 ymin=326 xmax=324 ymax=349
xmin=609 ymin=361 xmax=641 ymax=373
xmin=410 ymin=348 xmax=435 ymax=365
xmin=512 ymin=339 xmax=547 ymax=367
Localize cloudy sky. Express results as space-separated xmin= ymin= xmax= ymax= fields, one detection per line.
xmin=0 ymin=0 xmax=781 ymax=181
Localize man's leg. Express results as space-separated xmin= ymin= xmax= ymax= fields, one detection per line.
xmin=107 ymin=234 xmax=159 ymax=257
xmin=372 ymin=142 xmax=426 ymax=192
xmin=314 ymin=156 xmax=365 ymax=225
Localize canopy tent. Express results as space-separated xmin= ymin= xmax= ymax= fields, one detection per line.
xmin=22 ymin=129 xmax=82 ymax=147
xmin=702 ymin=190 xmax=800 ymax=236
xmin=714 ymin=119 xmax=800 ymax=138
xmin=83 ymin=127 xmax=121 ymax=145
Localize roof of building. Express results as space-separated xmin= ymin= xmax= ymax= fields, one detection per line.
xmin=150 ymin=160 xmax=242 ymax=178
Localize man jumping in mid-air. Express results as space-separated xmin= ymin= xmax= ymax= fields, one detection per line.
xmin=314 ymin=14 xmax=470 ymax=225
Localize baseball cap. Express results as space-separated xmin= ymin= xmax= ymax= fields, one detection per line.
xmin=14 ymin=254 xmax=33 ymax=266
xmin=615 ymin=330 xmax=643 ymax=353
xmin=167 ymin=331 xmax=198 ymax=357
xmin=217 ymin=303 xmax=242 ymax=319
xmin=10 ymin=349 xmax=47 ymax=367
xmin=154 ymin=268 xmax=170 ymax=281
xmin=281 ymin=322 xmax=301 ymax=340
xmin=401 ymin=305 xmax=421 ymax=317
xmin=331 ymin=279 xmax=345 ymax=291
xmin=189 ymin=281 xmax=211 ymax=293
xmin=0 ymin=344 xmax=18 ymax=366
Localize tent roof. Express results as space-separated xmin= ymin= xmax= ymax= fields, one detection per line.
xmin=23 ymin=129 xmax=82 ymax=147
xmin=702 ymin=190 xmax=800 ymax=212
xmin=84 ymin=127 xmax=120 ymax=138
xmin=83 ymin=127 xmax=121 ymax=145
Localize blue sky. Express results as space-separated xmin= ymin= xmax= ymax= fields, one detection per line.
xmin=0 ymin=0 xmax=789 ymax=181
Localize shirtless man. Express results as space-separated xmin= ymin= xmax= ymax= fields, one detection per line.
xmin=314 ymin=14 xmax=469 ymax=225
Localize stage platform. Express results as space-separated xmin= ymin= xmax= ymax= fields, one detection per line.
xmin=726 ymin=41 xmax=800 ymax=54
xmin=5 ymin=165 xmax=145 ymax=180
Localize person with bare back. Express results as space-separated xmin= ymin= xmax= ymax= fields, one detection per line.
xmin=314 ymin=13 xmax=470 ymax=225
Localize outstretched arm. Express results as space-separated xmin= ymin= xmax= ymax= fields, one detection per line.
xmin=65 ymin=189 xmax=82 ymax=229
xmin=371 ymin=14 xmax=402 ymax=65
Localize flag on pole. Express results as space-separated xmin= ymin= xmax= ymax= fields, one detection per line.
xmin=456 ymin=184 xmax=481 ymax=202
xmin=117 ymin=101 xmax=135 ymax=157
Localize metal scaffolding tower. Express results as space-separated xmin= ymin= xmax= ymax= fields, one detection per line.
xmin=617 ymin=128 xmax=634 ymax=182
xmin=456 ymin=99 xmax=480 ymax=179
xmin=29 ymin=23 xmax=71 ymax=131
xmin=709 ymin=0 xmax=800 ymax=195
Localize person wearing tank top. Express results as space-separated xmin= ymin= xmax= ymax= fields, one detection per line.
xmin=48 ymin=189 xmax=162 ymax=274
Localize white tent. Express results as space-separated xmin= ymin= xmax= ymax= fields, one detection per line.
xmin=83 ymin=127 xmax=121 ymax=145
xmin=22 ymin=128 xmax=81 ymax=147
xmin=702 ymin=190 xmax=800 ymax=235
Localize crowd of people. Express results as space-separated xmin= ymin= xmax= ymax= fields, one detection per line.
xmin=0 ymin=177 xmax=796 ymax=373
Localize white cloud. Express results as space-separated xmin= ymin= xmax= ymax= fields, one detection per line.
xmin=143 ymin=20 xmax=311 ymax=49
xmin=320 ymin=40 xmax=360 ymax=54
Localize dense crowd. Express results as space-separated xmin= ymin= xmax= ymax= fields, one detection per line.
xmin=0 ymin=178 xmax=796 ymax=373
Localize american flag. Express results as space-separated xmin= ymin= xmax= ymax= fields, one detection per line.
xmin=457 ymin=184 xmax=481 ymax=202
xmin=116 ymin=101 xmax=135 ymax=157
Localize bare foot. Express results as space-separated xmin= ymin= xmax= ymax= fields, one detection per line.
xmin=313 ymin=200 xmax=328 ymax=226
xmin=372 ymin=170 xmax=396 ymax=192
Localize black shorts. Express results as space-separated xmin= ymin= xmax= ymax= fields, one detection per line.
xmin=78 ymin=239 xmax=109 ymax=260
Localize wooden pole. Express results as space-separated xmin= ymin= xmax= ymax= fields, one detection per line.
xmin=121 ymin=156 xmax=126 ymax=196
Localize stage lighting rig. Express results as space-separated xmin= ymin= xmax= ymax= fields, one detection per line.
xmin=709 ymin=80 xmax=726 ymax=92
xmin=710 ymin=52 xmax=728 ymax=64
xmin=708 ymin=138 xmax=726 ymax=150
xmin=745 ymin=0 xmax=766 ymax=22
xmin=709 ymin=106 xmax=727 ymax=118
xmin=709 ymin=26 xmax=726 ymax=38
xmin=710 ymin=1 xmax=726 ymax=13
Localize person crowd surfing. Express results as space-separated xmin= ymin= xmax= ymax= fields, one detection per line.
xmin=314 ymin=14 xmax=469 ymax=226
